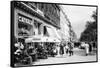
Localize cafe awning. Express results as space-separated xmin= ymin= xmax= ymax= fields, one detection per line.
xmin=25 ymin=35 xmax=42 ymax=43
xmin=25 ymin=35 xmax=51 ymax=43
xmin=46 ymin=27 xmax=61 ymax=39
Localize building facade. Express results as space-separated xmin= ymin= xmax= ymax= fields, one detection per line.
xmin=59 ymin=9 xmax=70 ymax=42
xmin=14 ymin=2 xmax=61 ymax=42
xmin=58 ymin=5 xmax=77 ymax=43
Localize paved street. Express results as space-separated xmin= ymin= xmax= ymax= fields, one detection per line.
xmin=33 ymin=48 xmax=97 ymax=65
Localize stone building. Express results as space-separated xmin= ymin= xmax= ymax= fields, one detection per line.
xmin=13 ymin=1 xmax=61 ymax=42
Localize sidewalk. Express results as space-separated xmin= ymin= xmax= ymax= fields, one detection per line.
xmin=33 ymin=48 xmax=97 ymax=65
xmin=15 ymin=48 xmax=97 ymax=66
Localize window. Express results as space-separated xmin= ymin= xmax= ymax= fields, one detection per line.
xmin=43 ymin=26 xmax=49 ymax=36
xmin=34 ymin=20 xmax=42 ymax=35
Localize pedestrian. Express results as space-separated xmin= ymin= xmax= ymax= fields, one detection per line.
xmin=89 ymin=42 xmax=92 ymax=54
xmin=22 ymin=48 xmax=32 ymax=64
xmin=52 ymin=46 xmax=57 ymax=56
xmin=56 ymin=44 xmax=60 ymax=56
xmin=60 ymin=43 xmax=64 ymax=56
xmin=68 ymin=42 xmax=74 ymax=56
xmin=71 ymin=42 xmax=74 ymax=55
xmin=84 ymin=42 xmax=89 ymax=56
xmin=65 ymin=45 xmax=69 ymax=55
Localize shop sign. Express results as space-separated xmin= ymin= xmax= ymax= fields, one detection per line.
xmin=18 ymin=13 xmax=32 ymax=24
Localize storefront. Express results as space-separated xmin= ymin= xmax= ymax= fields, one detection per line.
xmin=14 ymin=1 xmax=61 ymax=57
xmin=14 ymin=7 xmax=45 ymax=42
xmin=13 ymin=2 xmax=61 ymax=66
xmin=14 ymin=8 xmax=34 ymax=39
xmin=14 ymin=1 xmax=61 ymax=42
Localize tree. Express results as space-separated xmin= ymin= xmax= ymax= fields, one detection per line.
xmin=80 ymin=9 xmax=97 ymax=42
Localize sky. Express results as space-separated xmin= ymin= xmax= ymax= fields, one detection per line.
xmin=61 ymin=5 xmax=96 ymax=39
